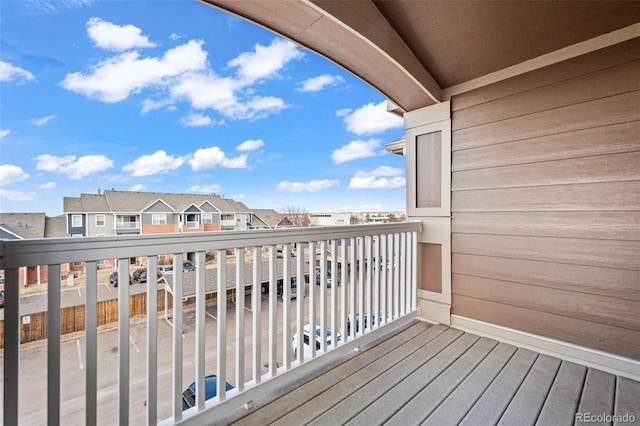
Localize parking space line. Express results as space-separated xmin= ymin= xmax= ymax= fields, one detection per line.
xmin=77 ymin=288 xmax=82 ymax=297
xmin=104 ymin=283 xmax=111 ymax=292
xmin=129 ymin=334 xmax=140 ymax=353
xmin=76 ymin=340 xmax=83 ymax=370
xmin=205 ymin=311 xmax=216 ymax=321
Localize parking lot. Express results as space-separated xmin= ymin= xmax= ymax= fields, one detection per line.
xmin=1 ymin=282 xmax=344 ymax=424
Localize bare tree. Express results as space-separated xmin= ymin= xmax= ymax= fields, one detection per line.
xmin=283 ymin=205 xmax=311 ymax=227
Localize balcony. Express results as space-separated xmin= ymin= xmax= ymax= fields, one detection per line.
xmin=115 ymin=221 xmax=141 ymax=233
xmin=1 ymin=222 xmax=422 ymax=424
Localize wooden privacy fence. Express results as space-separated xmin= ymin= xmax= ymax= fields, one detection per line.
xmin=0 ymin=289 xmax=169 ymax=348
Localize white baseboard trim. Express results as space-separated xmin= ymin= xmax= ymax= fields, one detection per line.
xmin=450 ymin=315 xmax=640 ymax=381
xmin=416 ymin=299 xmax=451 ymax=325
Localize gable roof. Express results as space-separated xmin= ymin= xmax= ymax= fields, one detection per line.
xmin=0 ymin=213 xmax=47 ymax=239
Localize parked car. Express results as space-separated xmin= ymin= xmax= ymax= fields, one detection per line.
xmin=315 ymin=266 xmax=333 ymax=287
xmin=277 ymin=278 xmax=298 ymax=300
xmin=0 ymin=291 xmax=4 ymax=308
xmin=157 ymin=265 xmax=173 ymax=275
xmin=347 ymin=312 xmax=387 ymax=334
xmin=132 ymin=268 xmax=162 ymax=283
xmin=292 ymin=324 xmax=341 ymax=359
xmin=109 ymin=271 xmax=132 ymax=287
xmin=182 ymin=375 xmax=233 ymax=410
xmin=182 ymin=261 xmax=196 ymax=272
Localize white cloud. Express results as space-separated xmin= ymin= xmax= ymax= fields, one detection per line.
xmin=331 ymin=138 xmax=384 ymax=164
xmin=188 ymin=184 xmax=221 ymax=193
xmin=123 ymin=150 xmax=185 ymax=177
xmin=38 ymin=181 xmax=57 ymax=189
xmin=0 ymin=61 xmax=36 ymax=84
xmin=141 ymin=98 xmax=172 ymax=114
xmin=297 ymin=74 xmax=344 ymax=92
xmin=236 ymin=139 xmax=264 ymax=152
xmin=348 ymin=166 xmax=405 ymax=189
xmin=189 ymin=146 xmax=247 ymax=170
xmin=277 ymin=179 xmax=339 ymax=193
xmin=228 ymin=38 xmax=303 ymax=85
xmin=129 ymin=184 xmax=146 ymax=191
xmin=86 ymin=17 xmax=157 ymax=51
xmin=0 ymin=129 xmax=11 ymax=138
xmin=343 ymin=101 xmax=403 ymax=135
xmin=0 ymin=189 xmax=37 ymax=201
xmin=0 ymin=165 xmax=30 ymax=185
xmin=62 ymin=40 xmax=208 ymax=102
xmin=180 ymin=113 xmax=213 ymax=127
xmin=34 ymin=154 xmax=114 ymax=179
xmin=31 ymin=115 xmax=55 ymax=126
xmin=169 ymin=33 xmax=181 ymax=41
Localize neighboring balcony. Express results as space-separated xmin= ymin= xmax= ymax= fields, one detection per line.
xmin=115 ymin=220 xmax=141 ymax=233
xmin=1 ymin=222 xmax=421 ymax=425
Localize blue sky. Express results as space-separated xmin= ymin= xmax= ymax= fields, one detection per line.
xmin=0 ymin=0 xmax=407 ymax=216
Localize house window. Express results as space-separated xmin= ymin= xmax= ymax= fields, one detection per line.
xmin=73 ymin=261 xmax=82 ymax=267
xmin=72 ymin=215 xmax=82 ymax=227
xmin=97 ymin=260 xmax=105 ymax=266
xmin=96 ymin=214 xmax=105 ymax=227
xmin=202 ymin=214 xmax=213 ymax=224
xmin=152 ymin=214 xmax=167 ymax=225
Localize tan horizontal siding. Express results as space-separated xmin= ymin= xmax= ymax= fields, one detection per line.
xmin=452 ymin=121 xmax=639 ymax=172
xmin=453 ymin=90 xmax=639 ymax=151
xmin=453 ymin=59 xmax=640 ymax=131
xmin=452 ymin=38 xmax=640 ymax=112
xmin=452 ymin=233 xmax=639 ymax=271
xmin=452 ymin=211 xmax=640 ymax=241
xmin=453 ymin=151 xmax=640 ymax=191
xmin=452 ymin=253 xmax=640 ymax=301
xmin=450 ymin=44 xmax=640 ymax=359
xmin=452 ymin=181 xmax=640 ymax=212
xmin=453 ymin=274 xmax=640 ymax=331
xmin=452 ymin=295 xmax=640 ymax=360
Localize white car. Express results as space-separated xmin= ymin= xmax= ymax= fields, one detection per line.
xmin=292 ymin=324 xmax=341 ymax=359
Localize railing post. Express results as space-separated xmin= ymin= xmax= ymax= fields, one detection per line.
xmin=195 ymin=251 xmax=206 ymax=409
xmin=236 ymin=248 xmax=245 ymax=391
xmin=47 ymin=264 xmax=61 ymax=426
xmin=268 ymin=245 xmax=277 ymax=376
xmin=217 ymin=250 xmax=228 ymax=400
xmin=85 ymin=261 xmax=98 ymax=425
xmin=146 ymin=256 xmax=158 ymax=425
xmin=319 ymin=240 xmax=327 ymax=352
xmin=252 ymin=247 xmax=262 ymax=384
xmin=308 ymin=241 xmax=316 ymax=358
xmin=3 ymin=267 xmax=19 ymax=426
xmin=172 ymin=255 xmax=183 ymax=422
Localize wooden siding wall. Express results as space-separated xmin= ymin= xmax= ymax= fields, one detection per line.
xmin=450 ymin=39 xmax=640 ymax=360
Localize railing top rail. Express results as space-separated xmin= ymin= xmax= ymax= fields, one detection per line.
xmin=1 ymin=222 xmax=421 ymax=268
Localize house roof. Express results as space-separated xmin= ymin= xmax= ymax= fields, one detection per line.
xmin=0 ymin=213 xmax=47 ymax=239
xmin=44 ymin=215 xmax=69 ymax=238
xmin=252 ymin=209 xmax=285 ymax=228
xmin=204 ymin=1 xmax=640 ymax=113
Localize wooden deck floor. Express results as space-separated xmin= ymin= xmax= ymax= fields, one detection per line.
xmin=223 ymin=321 xmax=640 ymax=426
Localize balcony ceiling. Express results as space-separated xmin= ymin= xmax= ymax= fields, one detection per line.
xmin=202 ymin=0 xmax=640 ymax=113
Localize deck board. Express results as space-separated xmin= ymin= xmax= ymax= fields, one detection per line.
xmin=225 ymin=321 xmax=640 ymax=426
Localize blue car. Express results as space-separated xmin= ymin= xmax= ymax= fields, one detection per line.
xmin=182 ymin=375 xmax=233 ymax=410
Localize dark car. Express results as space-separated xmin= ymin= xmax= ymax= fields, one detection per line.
xmin=182 ymin=261 xmax=196 ymax=272
xmin=182 ymin=375 xmax=233 ymax=410
xmin=0 ymin=291 xmax=4 ymax=308
xmin=132 ymin=268 xmax=162 ymax=283
xmin=277 ymin=278 xmax=298 ymax=300
xmin=109 ymin=271 xmax=132 ymax=287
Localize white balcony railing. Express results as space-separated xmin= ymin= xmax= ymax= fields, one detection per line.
xmin=115 ymin=221 xmax=140 ymax=230
xmin=1 ymin=222 xmax=420 ymax=425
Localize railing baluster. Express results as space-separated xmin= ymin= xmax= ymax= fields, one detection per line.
xmin=330 ymin=239 xmax=337 ymax=348
xmin=393 ymin=234 xmax=400 ymax=318
xmin=195 ymin=251 xmax=206 ymax=409
xmin=340 ymin=239 xmax=347 ymax=343
xmin=268 ymin=246 xmax=277 ymax=376
xmin=357 ymin=237 xmax=364 ymax=336
xmin=252 ymin=247 xmax=262 ymax=384
xmin=380 ymin=235 xmax=387 ymax=326
xmin=3 ymin=267 xmax=19 ymax=426
xmin=172 ymin=254 xmax=183 ymax=422
xmin=348 ymin=238 xmax=356 ymax=341
xmin=308 ymin=241 xmax=316 ymax=358
xmin=283 ymin=245 xmax=291 ymax=369
xmin=412 ymin=231 xmax=418 ymax=311
xmin=319 ymin=240 xmax=327 ymax=352
xmin=236 ymin=248 xmax=245 ymax=391
xmin=48 ymin=263 xmax=61 ymax=426
xmin=146 ymin=256 xmax=158 ymax=425
xmin=217 ymin=250 xmax=228 ymax=400
xmin=373 ymin=236 xmax=380 ymax=330
xmin=365 ymin=236 xmax=372 ymax=332
xmin=387 ymin=234 xmax=394 ymax=319
xmin=400 ymin=232 xmax=407 ymax=315
xmin=85 ymin=261 xmax=98 ymax=425
xmin=295 ymin=243 xmax=305 ymax=362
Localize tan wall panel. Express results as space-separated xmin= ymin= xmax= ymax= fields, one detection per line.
xmin=453 ymin=274 xmax=640 ymax=331
xmin=452 ymin=121 xmax=639 ymax=170
xmin=453 ymin=91 xmax=639 ymax=151
xmin=452 ymin=295 xmax=640 ymax=359
xmin=416 ymin=131 xmax=442 ymax=208
xmin=452 ymin=211 xmax=640 ymax=241
xmin=418 ymin=243 xmax=442 ymax=293
xmin=452 ymin=253 xmax=640 ymax=301
xmin=452 ymin=38 xmax=640 ymax=111
xmin=453 ymin=60 xmax=640 ymax=130
xmin=452 ymin=233 xmax=640 ymax=270
xmin=452 ymin=181 xmax=640 ymax=212
xmin=452 ymin=151 xmax=640 ymax=191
